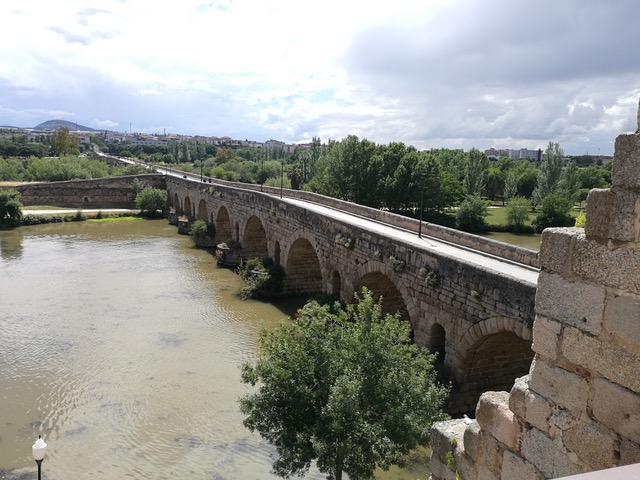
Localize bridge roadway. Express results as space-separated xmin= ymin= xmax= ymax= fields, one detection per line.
xmin=279 ymin=196 xmax=539 ymax=287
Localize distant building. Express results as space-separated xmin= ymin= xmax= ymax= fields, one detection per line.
xmin=506 ymin=148 xmax=542 ymax=161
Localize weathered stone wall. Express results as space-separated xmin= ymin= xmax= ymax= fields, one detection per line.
xmin=166 ymin=176 xmax=536 ymax=414
xmin=10 ymin=174 xmax=165 ymax=208
xmin=431 ymin=105 xmax=640 ymax=479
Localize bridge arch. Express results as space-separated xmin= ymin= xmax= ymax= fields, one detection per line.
xmin=453 ymin=318 xmax=533 ymax=414
xmin=283 ymin=237 xmax=323 ymax=295
xmin=350 ymin=263 xmax=419 ymax=332
xmin=184 ymin=196 xmax=193 ymax=218
xmin=215 ymin=206 xmax=232 ymax=243
xmin=242 ymin=215 xmax=268 ymax=259
xmin=196 ymin=199 xmax=208 ymax=221
xmin=431 ymin=323 xmax=447 ymax=365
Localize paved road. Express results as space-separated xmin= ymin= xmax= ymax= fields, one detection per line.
xmin=279 ymin=197 xmax=539 ymax=286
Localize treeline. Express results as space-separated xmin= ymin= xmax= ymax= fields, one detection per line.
xmin=0 ymin=155 xmax=149 ymax=182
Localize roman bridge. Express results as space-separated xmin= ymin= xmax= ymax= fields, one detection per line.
xmin=166 ymin=175 xmax=539 ymax=414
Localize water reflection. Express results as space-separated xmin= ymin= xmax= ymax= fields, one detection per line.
xmin=0 ymin=220 xmax=429 ymax=479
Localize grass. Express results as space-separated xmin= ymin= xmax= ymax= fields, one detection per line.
xmin=486 ymin=205 xmax=581 ymax=227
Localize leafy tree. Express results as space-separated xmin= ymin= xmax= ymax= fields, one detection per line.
xmin=503 ymin=171 xmax=518 ymax=202
xmin=134 ymin=187 xmax=167 ymax=217
xmin=577 ymin=165 xmax=609 ymax=190
xmin=557 ymin=160 xmax=581 ymax=202
xmin=240 ymin=288 xmax=448 ymax=480
xmin=463 ymin=149 xmax=489 ymax=197
xmin=484 ymin=167 xmax=505 ymax=202
xmin=456 ymin=195 xmax=488 ymax=232
xmin=533 ymin=193 xmax=574 ymax=233
xmin=506 ymin=196 xmax=532 ymax=232
xmin=532 ymin=141 xmax=564 ymax=205
xmin=50 ymin=127 xmax=80 ymax=156
xmin=0 ymin=189 xmax=23 ymax=228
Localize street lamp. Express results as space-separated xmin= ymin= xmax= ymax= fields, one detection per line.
xmin=418 ymin=178 xmax=425 ymax=238
xmin=32 ymin=435 xmax=48 ymax=480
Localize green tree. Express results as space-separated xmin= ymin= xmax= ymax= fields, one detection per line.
xmin=240 ymin=288 xmax=448 ymax=480
xmin=532 ymin=141 xmax=564 ymax=205
xmin=134 ymin=187 xmax=167 ymax=217
xmin=456 ymin=195 xmax=488 ymax=232
xmin=463 ymin=149 xmax=489 ymax=197
xmin=503 ymin=171 xmax=518 ymax=202
xmin=533 ymin=193 xmax=574 ymax=233
xmin=0 ymin=189 xmax=23 ymax=228
xmin=506 ymin=196 xmax=532 ymax=232
xmin=50 ymin=127 xmax=80 ymax=156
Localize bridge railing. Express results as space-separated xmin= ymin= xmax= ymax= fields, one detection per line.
xmin=170 ymin=175 xmax=540 ymax=269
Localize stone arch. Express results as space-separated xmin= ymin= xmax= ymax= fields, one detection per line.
xmin=356 ymin=272 xmax=410 ymax=321
xmin=242 ymin=215 xmax=268 ymax=259
xmin=431 ymin=323 xmax=447 ymax=365
xmin=184 ymin=196 xmax=193 ymax=218
xmin=235 ymin=222 xmax=240 ymax=242
xmin=196 ymin=199 xmax=208 ymax=221
xmin=216 ymin=206 xmax=232 ymax=243
xmin=284 ymin=238 xmax=323 ymax=295
xmin=453 ymin=318 xmax=533 ymax=414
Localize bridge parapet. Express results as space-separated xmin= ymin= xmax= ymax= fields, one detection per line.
xmin=191 ymin=176 xmax=539 ymax=268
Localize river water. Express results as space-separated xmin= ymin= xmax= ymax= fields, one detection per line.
xmin=0 ymin=220 xmax=428 ymax=479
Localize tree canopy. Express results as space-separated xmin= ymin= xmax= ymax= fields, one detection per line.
xmin=240 ymin=288 xmax=449 ymax=480
xmin=0 ymin=189 xmax=23 ymax=228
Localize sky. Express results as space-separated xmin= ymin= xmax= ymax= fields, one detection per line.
xmin=1 ymin=0 xmax=639 ymax=155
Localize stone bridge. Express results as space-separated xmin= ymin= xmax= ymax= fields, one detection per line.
xmin=167 ymin=177 xmax=538 ymax=414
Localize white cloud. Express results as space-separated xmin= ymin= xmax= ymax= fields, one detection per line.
xmin=0 ymin=0 xmax=638 ymax=154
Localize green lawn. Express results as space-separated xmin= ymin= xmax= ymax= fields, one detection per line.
xmin=486 ymin=206 xmax=581 ymax=227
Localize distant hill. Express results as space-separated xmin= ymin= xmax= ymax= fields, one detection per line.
xmin=33 ymin=119 xmax=96 ymax=132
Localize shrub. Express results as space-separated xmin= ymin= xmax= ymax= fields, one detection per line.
xmin=533 ymin=193 xmax=574 ymax=233
xmin=0 ymin=189 xmax=23 ymax=228
xmin=456 ymin=196 xmax=488 ymax=232
xmin=135 ymin=187 xmax=167 ymax=218
xmin=189 ymin=219 xmax=215 ymax=244
xmin=506 ymin=196 xmax=532 ymax=232
xmin=238 ymin=257 xmax=285 ymax=299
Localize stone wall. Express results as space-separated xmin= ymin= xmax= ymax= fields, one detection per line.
xmin=430 ymin=105 xmax=640 ymax=479
xmin=10 ymin=174 xmax=165 ymax=208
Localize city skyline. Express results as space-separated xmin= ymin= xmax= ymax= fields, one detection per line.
xmin=1 ymin=0 xmax=639 ymax=156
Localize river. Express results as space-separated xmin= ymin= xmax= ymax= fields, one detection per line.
xmin=0 ymin=219 xmax=429 ymax=479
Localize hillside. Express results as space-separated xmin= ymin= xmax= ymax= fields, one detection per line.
xmin=33 ymin=119 xmax=96 ymax=132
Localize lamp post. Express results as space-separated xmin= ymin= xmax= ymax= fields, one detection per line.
xmin=418 ymin=179 xmax=425 ymax=238
xmin=280 ymin=159 xmax=284 ymax=199
xmin=32 ymin=435 xmax=48 ymax=480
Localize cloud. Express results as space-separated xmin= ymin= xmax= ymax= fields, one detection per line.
xmin=0 ymin=0 xmax=638 ymax=154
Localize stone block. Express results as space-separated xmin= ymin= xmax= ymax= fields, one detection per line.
xmin=562 ymin=326 xmax=640 ymax=392
xmin=563 ymin=418 xmax=618 ymax=471
xmin=524 ymin=390 xmax=553 ymax=434
xmin=430 ymin=419 xmax=468 ymax=463
xmin=593 ymin=377 xmax=640 ymax=444
xmin=429 ymin=454 xmax=458 ymax=480
xmin=463 ymin=420 xmax=482 ymax=461
xmin=620 ymin=439 xmax=640 ymax=466
xmin=508 ymin=375 xmax=529 ymax=419
xmin=539 ymin=228 xmax=577 ymax=274
xmin=535 ymin=272 xmax=605 ymax=335
xmin=612 ymin=133 xmax=640 ymax=188
xmin=478 ymin=466 xmax=500 ymax=480
xmin=501 ymin=450 xmax=544 ymax=480
xmin=529 ymin=358 xmax=589 ymax=414
xmin=475 ymin=391 xmax=522 ymax=450
xmin=604 ymin=292 xmax=640 ymax=348
xmin=572 ymin=236 xmax=640 ymax=295
xmin=609 ymin=189 xmax=640 ymax=243
xmin=521 ymin=427 xmax=583 ymax=479
xmin=584 ymin=189 xmax=613 ymax=241
xmin=531 ymin=315 xmax=562 ymax=361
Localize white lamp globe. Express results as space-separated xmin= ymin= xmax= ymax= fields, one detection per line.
xmin=32 ymin=435 xmax=48 ymax=461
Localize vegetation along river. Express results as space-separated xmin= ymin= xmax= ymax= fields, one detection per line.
xmin=0 ymin=219 xmax=429 ymax=479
